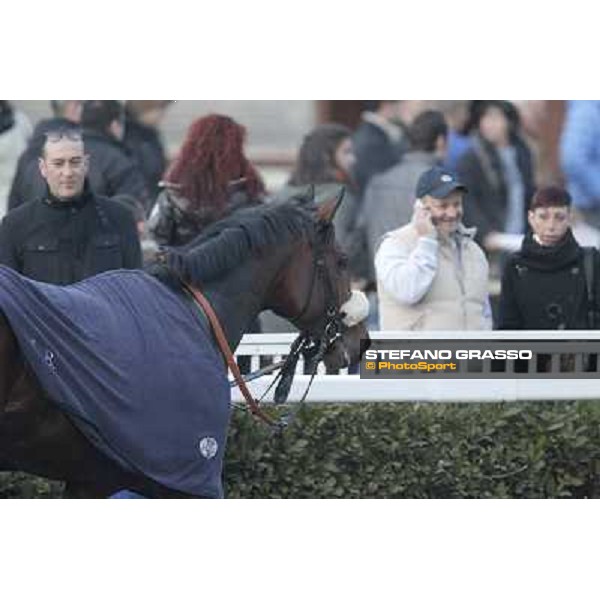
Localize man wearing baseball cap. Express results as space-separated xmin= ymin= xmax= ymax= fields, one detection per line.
xmin=374 ymin=166 xmax=492 ymax=330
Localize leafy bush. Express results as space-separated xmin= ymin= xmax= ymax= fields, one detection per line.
xmin=0 ymin=472 xmax=64 ymax=498
xmin=2 ymin=402 xmax=600 ymax=498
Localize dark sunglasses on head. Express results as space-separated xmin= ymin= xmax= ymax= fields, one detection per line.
xmin=45 ymin=129 xmax=83 ymax=143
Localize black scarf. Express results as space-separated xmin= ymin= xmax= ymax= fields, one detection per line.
xmin=517 ymin=228 xmax=581 ymax=272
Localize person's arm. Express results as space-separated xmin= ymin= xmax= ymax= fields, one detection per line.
xmin=116 ymin=209 xmax=142 ymax=269
xmin=456 ymin=153 xmax=496 ymax=247
xmin=375 ymin=207 xmax=439 ymax=306
xmin=482 ymin=295 xmax=493 ymax=330
xmin=352 ymin=138 xmax=379 ymax=196
xmin=496 ymin=260 xmax=523 ymax=330
xmin=0 ymin=215 xmax=21 ymax=271
xmin=560 ymin=102 xmax=600 ymax=205
xmin=7 ymin=155 xmax=27 ymax=212
xmin=8 ymin=157 xmax=45 ymax=212
xmin=331 ymin=187 xmax=358 ymax=253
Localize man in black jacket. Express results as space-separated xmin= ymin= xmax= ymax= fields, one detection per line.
xmin=8 ymin=101 xmax=150 ymax=218
xmin=8 ymin=101 xmax=83 ymax=211
xmin=0 ymin=126 xmax=142 ymax=285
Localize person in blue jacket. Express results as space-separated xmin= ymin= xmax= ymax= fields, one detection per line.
xmin=560 ymin=101 xmax=600 ymax=229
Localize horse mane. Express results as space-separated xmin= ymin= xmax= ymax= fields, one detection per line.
xmin=166 ymin=197 xmax=317 ymax=286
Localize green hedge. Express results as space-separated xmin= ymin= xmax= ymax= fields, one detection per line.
xmin=2 ymin=401 xmax=600 ymax=498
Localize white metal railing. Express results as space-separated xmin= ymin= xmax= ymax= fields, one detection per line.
xmin=231 ymin=331 xmax=600 ymax=403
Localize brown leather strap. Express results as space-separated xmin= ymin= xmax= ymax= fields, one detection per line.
xmin=183 ymin=283 xmax=277 ymax=427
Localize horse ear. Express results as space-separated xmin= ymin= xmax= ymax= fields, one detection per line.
xmin=317 ymin=187 xmax=345 ymax=223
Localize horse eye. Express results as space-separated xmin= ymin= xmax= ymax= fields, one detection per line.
xmin=337 ymin=253 xmax=349 ymax=269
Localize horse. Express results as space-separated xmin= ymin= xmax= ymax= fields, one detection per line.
xmin=0 ymin=193 xmax=369 ymax=498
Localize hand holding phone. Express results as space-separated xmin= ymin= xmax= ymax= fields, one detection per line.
xmin=412 ymin=199 xmax=436 ymax=238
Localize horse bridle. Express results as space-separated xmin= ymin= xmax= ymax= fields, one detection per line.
xmin=265 ymin=220 xmax=354 ymax=410
xmin=182 ymin=217 xmax=354 ymax=429
xmin=289 ymin=222 xmax=347 ymax=344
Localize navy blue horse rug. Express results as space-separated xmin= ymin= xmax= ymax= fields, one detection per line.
xmin=0 ymin=266 xmax=230 ymax=497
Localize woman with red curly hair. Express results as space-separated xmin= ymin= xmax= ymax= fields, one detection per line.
xmin=148 ymin=114 xmax=265 ymax=247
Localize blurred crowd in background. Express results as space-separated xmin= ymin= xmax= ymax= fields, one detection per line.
xmin=1 ymin=99 xmax=599 ymax=334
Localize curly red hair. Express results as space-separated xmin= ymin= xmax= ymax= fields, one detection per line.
xmin=166 ymin=114 xmax=265 ymax=212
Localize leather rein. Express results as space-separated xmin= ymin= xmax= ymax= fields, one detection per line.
xmin=181 ymin=220 xmax=348 ymax=430
xmin=183 ymin=283 xmax=278 ymax=427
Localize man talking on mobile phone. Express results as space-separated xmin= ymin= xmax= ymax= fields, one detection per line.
xmin=374 ymin=166 xmax=492 ymax=330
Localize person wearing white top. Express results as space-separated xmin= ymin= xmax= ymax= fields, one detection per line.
xmin=375 ymin=166 xmax=492 ymax=331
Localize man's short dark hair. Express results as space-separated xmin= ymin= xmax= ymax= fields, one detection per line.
xmin=81 ymin=100 xmax=124 ymax=134
xmin=407 ymin=110 xmax=448 ymax=152
xmin=40 ymin=123 xmax=83 ymax=157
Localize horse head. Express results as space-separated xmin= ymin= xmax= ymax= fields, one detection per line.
xmin=267 ymin=190 xmax=370 ymax=371
xmin=165 ymin=191 xmax=370 ymax=371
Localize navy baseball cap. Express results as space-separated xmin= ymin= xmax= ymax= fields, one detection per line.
xmin=415 ymin=166 xmax=467 ymax=199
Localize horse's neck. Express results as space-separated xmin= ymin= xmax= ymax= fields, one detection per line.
xmin=202 ymin=285 xmax=261 ymax=350
xmin=202 ymin=254 xmax=283 ymax=351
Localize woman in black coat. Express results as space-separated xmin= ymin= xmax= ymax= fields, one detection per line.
xmin=498 ymin=186 xmax=600 ymax=330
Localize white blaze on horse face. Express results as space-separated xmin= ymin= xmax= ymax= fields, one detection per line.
xmin=340 ymin=291 xmax=369 ymax=327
